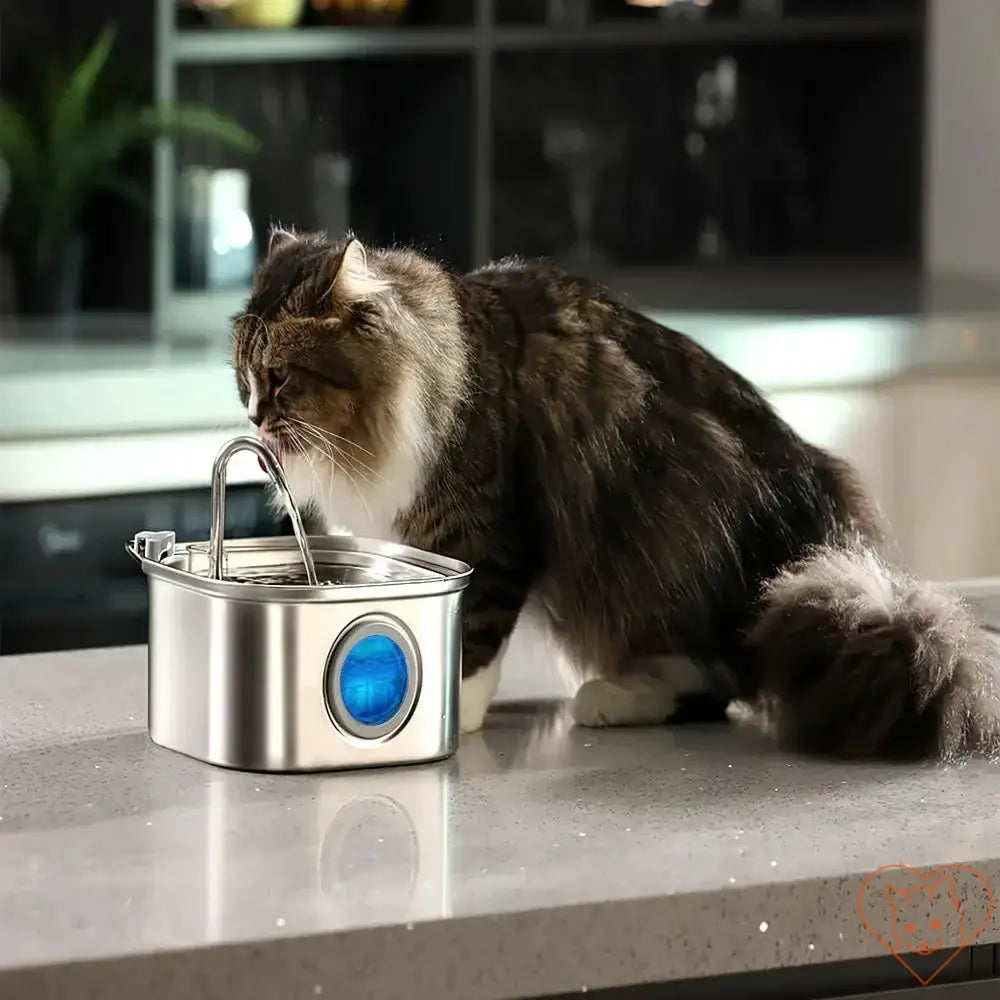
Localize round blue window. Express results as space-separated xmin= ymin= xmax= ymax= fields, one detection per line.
xmin=338 ymin=633 xmax=409 ymax=727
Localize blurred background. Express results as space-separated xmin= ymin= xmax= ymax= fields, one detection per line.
xmin=0 ymin=0 xmax=998 ymax=655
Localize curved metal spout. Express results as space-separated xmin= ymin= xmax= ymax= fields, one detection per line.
xmin=209 ymin=436 xmax=318 ymax=585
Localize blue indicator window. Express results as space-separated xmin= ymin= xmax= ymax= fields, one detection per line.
xmin=339 ymin=633 xmax=409 ymax=727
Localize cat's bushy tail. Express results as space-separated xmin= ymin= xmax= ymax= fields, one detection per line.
xmin=746 ymin=544 xmax=1000 ymax=760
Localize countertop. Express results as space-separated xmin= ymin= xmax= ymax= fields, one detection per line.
xmin=4 ymin=643 xmax=1000 ymax=999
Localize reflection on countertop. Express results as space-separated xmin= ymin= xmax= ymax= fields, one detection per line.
xmin=3 ymin=643 xmax=1000 ymax=998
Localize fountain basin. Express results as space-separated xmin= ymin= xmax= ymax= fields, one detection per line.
xmin=130 ymin=532 xmax=471 ymax=772
xmin=128 ymin=436 xmax=471 ymax=773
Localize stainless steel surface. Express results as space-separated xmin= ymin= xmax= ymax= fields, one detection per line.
xmin=141 ymin=533 xmax=467 ymax=603
xmin=130 ymin=435 xmax=471 ymax=772
xmin=208 ymin=435 xmax=317 ymax=585
xmin=131 ymin=530 xmax=470 ymax=772
xmin=147 ymin=580 xmax=461 ymax=772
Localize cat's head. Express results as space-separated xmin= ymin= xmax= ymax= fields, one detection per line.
xmin=230 ymin=229 xmax=465 ymax=505
xmin=885 ymin=877 xmax=964 ymax=956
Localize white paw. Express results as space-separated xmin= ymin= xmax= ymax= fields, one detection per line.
xmin=460 ymin=693 xmax=489 ymax=734
xmin=460 ymin=658 xmax=502 ymax=735
xmin=571 ymin=676 xmax=678 ymax=728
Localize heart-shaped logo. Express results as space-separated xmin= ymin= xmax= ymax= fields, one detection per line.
xmin=857 ymin=863 xmax=994 ymax=986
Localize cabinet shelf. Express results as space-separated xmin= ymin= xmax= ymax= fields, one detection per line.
xmin=168 ymin=14 xmax=920 ymax=66
xmin=492 ymin=14 xmax=921 ymax=51
xmin=171 ymin=26 xmax=477 ymax=64
xmin=153 ymin=0 xmax=927 ymax=342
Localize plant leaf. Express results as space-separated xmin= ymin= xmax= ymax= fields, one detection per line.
xmin=3 ymin=21 xmax=258 ymax=253
xmin=56 ymin=102 xmax=257 ymax=197
xmin=48 ymin=25 xmax=118 ymax=156
xmin=93 ymin=171 xmax=152 ymax=216
xmin=56 ymin=103 xmax=258 ymax=192
xmin=32 ymin=101 xmax=258 ymax=247
xmin=0 ymin=97 xmax=43 ymax=208
xmin=136 ymin=104 xmax=260 ymax=154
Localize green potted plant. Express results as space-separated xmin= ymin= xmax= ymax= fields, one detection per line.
xmin=0 ymin=24 xmax=259 ymax=316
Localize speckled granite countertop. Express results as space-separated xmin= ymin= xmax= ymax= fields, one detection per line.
xmin=3 ymin=644 xmax=1000 ymax=999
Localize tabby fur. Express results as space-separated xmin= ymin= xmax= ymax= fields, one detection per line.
xmin=230 ymin=230 xmax=1000 ymax=760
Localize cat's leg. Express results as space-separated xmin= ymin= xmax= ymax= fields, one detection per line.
xmin=571 ymin=654 xmax=715 ymax=728
xmin=459 ymin=564 xmax=528 ymax=734
xmin=460 ymin=640 xmax=508 ymax=734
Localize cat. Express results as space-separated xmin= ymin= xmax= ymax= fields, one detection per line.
xmin=885 ymin=876 xmax=965 ymax=956
xmin=230 ymin=227 xmax=1000 ymax=759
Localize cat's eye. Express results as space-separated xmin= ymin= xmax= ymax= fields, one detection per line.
xmin=316 ymin=370 xmax=360 ymax=391
xmin=905 ymin=923 xmax=916 ymax=933
xmin=929 ymin=919 xmax=941 ymax=931
xmin=290 ymin=362 xmax=359 ymax=392
xmin=267 ymin=365 xmax=289 ymax=390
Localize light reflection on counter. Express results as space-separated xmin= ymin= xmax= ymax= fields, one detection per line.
xmin=196 ymin=764 xmax=454 ymax=941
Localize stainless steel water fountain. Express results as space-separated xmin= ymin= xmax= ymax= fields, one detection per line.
xmin=129 ymin=436 xmax=471 ymax=773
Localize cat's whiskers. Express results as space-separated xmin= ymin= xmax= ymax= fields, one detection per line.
xmin=245 ymin=313 xmax=268 ymax=357
xmin=282 ymin=422 xmax=342 ymax=518
xmin=287 ymin=422 xmax=375 ymax=523
xmin=283 ymin=423 xmax=325 ymax=479
xmin=287 ymin=418 xmax=383 ymax=485
xmin=290 ymin=423 xmax=378 ymax=488
xmin=282 ymin=424 xmax=328 ymax=523
xmin=288 ymin=417 xmax=377 ymax=460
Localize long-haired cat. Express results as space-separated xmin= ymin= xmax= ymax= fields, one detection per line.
xmin=230 ymin=229 xmax=1000 ymax=759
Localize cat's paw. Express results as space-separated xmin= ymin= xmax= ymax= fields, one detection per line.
xmin=460 ymin=699 xmax=488 ymax=735
xmin=571 ymin=676 xmax=678 ymax=728
xmin=460 ymin=660 xmax=501 ymax=734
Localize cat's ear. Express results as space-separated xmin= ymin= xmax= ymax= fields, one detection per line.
xmin=927 ymin=874 xmax=960 ymax=904
xmin=329 ymin=238 xmax=390 ymax=301
xmin=268 ymin=225 xmax=298 ymax=255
